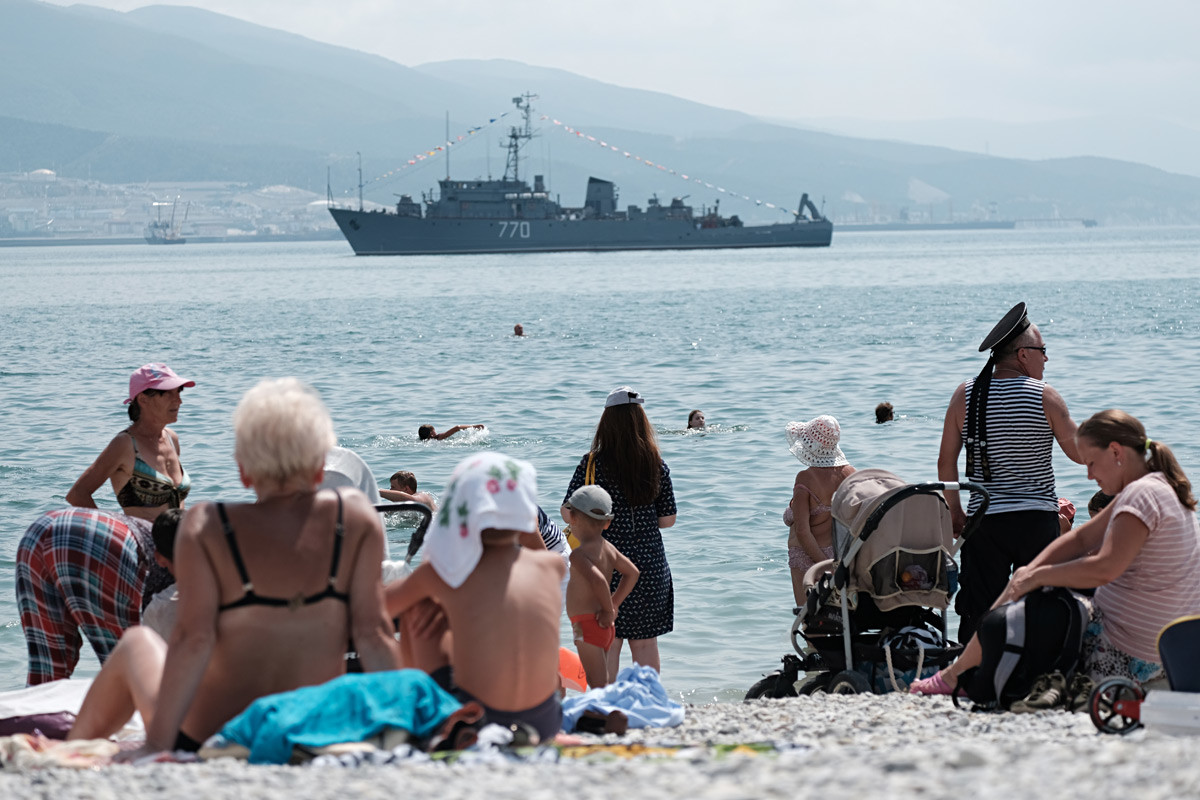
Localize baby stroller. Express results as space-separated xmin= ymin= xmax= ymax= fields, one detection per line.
xmin=747 ymin=469 xmax=990 ymax=697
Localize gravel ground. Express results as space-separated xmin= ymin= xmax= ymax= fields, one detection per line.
xmin=2 ymin=694 xmax=1197 ymax=800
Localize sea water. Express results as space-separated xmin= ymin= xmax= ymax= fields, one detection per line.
xmin=1 ymin=227 xmax=1197 ymax=701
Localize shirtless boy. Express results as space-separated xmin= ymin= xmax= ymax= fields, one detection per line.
xmin=379 ymin=470 xmax=437 ymax=510
xmin=563 ymin=485 xmax=639 ymax=688
xmin=385 ymin=453 xmax=565 ymax=743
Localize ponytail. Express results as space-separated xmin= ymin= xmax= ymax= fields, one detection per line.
xmin=1078 ymin=409 xmax=1195 ymax=511
xmin=1145 ymin=439 xmax=1196 ymax=511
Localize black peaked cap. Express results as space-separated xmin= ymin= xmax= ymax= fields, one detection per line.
xmin=978 ymin=302 xmax=1030 ymax=353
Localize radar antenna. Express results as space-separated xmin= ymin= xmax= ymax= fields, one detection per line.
xmin=503 ymin=92 xmax=538 ymax=183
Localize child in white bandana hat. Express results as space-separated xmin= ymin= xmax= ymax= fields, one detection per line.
xmin=385 ymin=453 xmax=566 ymax=743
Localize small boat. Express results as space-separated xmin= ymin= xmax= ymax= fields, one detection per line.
xmin=329 ymin=94 xmax=832 ymax=256
xmin=145 ymin=197 xmax=188 ymax=245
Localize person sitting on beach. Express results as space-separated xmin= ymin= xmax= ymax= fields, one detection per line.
xmin=1088 ymin=489 xmax=1113 ymax=518
xmin=380 ymin=469 xmax=437 ymax=510
xmin=687 ymin=410 xmax=705 ymax=429
xmin=785 ymin=416 xmax=856 ymax=606
xmin=140 ymin=509 xmax=183 ymax=641
xmin=386 ymin=453 xmax=565 ymax=743
xmin=912 ymin=409 xmax=1200 ymax=695
xmin=564 ymin=485 xmax=639 ymax=688
xmin=418 ymin=423 xmax=485 ymax=441
xmin=66 ymin=378 xmax=401 ymax=758
xmin=875 ymin=402 xmax=894 ymax=424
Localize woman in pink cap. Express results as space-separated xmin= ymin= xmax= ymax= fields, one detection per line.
xmin=68 ymin=362 xmax=196 ymax=522
xmin=14 ymin=364 xmax=195 ymax=684
xmin=784 ymin=415 xmax=856 ymax=606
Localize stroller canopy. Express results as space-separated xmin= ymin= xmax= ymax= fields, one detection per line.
xmin=830 ymin=469 xmax=955 ymax=612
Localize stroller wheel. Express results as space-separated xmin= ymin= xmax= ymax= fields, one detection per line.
xmin=1089 ymin=678 xmax=1144 ymax=735
xmin=799 ymin=674 xmax=831 ymax=695
xmin=745 ymin=671 xmax=799 ymax=700
xmin=828 ymin=670 xmax=871 ymax=695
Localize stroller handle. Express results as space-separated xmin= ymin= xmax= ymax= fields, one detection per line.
xmin=373 ymin=501 xmax=433 ymax=564
xmin=911 ymin=480 xmax=990 ymax=556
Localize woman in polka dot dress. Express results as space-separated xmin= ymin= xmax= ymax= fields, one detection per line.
xmin=563 ymin=386 xmax=677 ymax=675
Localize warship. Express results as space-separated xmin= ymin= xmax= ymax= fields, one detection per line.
xmin=329 ymin=94 xmax=832 ymax=256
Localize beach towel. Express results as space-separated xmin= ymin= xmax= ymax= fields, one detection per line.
xmin=560 ymin=664 xmax=685 ymax=732
xmin=0 ymin=678 xmax=144 ymax=740
xmin=0 ymin=733 xmax=119 ymax=770
xmin=215 ymin=670 xmax=463 ymax=764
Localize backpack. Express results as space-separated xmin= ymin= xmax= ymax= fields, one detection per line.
xmin=956 ymin=586 xmax=1089 ymax=710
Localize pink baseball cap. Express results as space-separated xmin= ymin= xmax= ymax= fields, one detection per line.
xmin=125 ymin=363 xmax=196 ymax=404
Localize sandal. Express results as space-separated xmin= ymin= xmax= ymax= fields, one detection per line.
xmin=909 ymin=671 xmax=955 ymax=696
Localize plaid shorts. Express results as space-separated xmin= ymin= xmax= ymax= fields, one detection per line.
xmin=15 ymin=509 xmax=146 ymax=685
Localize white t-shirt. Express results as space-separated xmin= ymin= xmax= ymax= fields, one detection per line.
xmin=142 ymin=586 xmax=179 ymax=641
xmin=1094 ymin=472 xmax=1200 ymax=661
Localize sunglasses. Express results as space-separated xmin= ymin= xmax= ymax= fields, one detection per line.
xmin=1019 ymin=346 xmax=1047 ymax=355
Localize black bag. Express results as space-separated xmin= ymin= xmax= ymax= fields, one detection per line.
xmin=957 ymin=586 xmax=1089 ymax=710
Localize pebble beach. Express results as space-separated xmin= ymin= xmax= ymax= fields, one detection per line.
xmin=2 ymin=694 xmax=1196 ymax=799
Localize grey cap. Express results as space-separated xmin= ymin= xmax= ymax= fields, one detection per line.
xmin=567 ymin=485 xmax=614 ymax=520
xmin=605 ymin=385 xmax=644 ymax=408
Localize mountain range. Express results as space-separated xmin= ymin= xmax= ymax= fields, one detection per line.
xmin=2 ymin=0 xmax=1199 ymax=225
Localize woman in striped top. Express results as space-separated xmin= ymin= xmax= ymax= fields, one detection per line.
xmin=913 ymin=409 xmax=1200 ymax=693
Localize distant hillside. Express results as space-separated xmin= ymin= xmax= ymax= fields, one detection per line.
xmin=2 ymin=0 xmax=1198 ymax=224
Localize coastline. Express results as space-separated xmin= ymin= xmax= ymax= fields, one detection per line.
xmin=1 ymin=694 xmax=1196 ymax=798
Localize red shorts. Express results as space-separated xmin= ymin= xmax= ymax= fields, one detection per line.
xmin=570 ymin=613 xmax=615 ymax=651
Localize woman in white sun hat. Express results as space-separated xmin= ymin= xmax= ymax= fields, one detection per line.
xmin=784 ymin=415 xmax=856 ymax=605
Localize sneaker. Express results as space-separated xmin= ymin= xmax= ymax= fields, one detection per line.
xmin=1067 ymin=674 xmax=1096 ymax=713
xmin=1011 ymin=672 xmax=1067 ymax=713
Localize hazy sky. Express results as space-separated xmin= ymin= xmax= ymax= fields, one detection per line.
xmin=49 ymin=0 xmax=1200 ymax=129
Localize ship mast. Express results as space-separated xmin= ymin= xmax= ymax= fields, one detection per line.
xmin=503 ymin=92 xmax=538 ymax=183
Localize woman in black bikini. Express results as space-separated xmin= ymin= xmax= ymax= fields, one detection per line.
xmin=67 ymin=378 xmax=401 ymax=757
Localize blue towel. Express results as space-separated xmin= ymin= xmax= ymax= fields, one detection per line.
xmin=218 ymin=669 xmax=462 ymax=764
xmin=560 ymin=664 xmax=685 ymax=732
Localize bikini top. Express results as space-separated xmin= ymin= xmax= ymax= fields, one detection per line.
xmin=794 ymin=483 xmax=832 ymax=517
xmin=116 ymin=431 xmax=191 ymax=510
xmin=216 ymin=491 xmax=350 ymax=612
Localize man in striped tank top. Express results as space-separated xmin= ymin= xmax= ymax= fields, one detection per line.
xmin=938 ymin=303 xmax=1083 ymax=642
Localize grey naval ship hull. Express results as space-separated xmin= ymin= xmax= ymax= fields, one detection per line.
xmin=331 ymin=94 xmax=831 ymax=256
xmin=329 ymin=208 xmax=832 ymax=256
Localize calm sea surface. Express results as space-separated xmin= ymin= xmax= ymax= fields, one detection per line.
xmin=1 ymin=227 xmax=1198 ymax=701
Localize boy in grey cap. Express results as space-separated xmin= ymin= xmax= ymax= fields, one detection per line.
xmin=563 ymin=485 xmax=640 ymax=688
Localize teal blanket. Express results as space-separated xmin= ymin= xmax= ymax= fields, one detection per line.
xmin=218 ymin=669 xmax=462 ymax=764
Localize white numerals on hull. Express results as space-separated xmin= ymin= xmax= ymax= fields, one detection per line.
xmin=498 ymin=221 xmax=532 ymax=239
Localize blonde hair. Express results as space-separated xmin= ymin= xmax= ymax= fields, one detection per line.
xmin=233 ymin=378 xmax=335 ymax=484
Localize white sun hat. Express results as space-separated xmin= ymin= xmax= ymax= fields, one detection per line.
xmin=786 ymin=415 xmax=849 ymax=468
